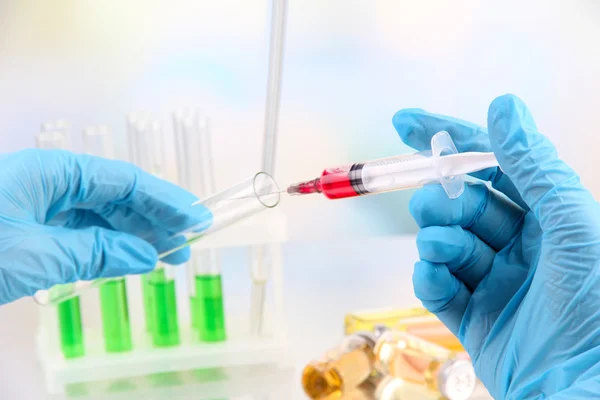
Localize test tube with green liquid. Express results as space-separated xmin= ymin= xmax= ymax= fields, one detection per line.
xmin=129 ymin=116 xmax=182 ymax=347
xmin=190 ymin=248 xmax=226 ymax=341
xmin=37 ymin=123 xmax=85 ymax=359
xmin=148 ymin=266 xmax=180 ymax=347
xmin=83 ymin=126 xmax=133 ymax=353
xmin=173 ymin=110 xmax=226 ymax=341
xmin=57 ymin=296 xmax=84 ymax=358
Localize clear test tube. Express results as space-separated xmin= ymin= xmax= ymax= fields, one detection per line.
xmin=174 ymin=109 xmax=226 ymax=342
xmin=126 ymin=112 xmax=159 ymax=335
xmin=83 ymin=126 xmax=133 ymax=353
xmin=36 ymin=125 xmax=84 ymax=360
xmin=33 ymin=172 xmax=281 ymax=306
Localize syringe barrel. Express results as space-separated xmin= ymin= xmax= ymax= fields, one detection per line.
xmin=33 ymin=172 xmax=281 ymax=306
xmin=318 ymin=153 xmax=438 ymax=199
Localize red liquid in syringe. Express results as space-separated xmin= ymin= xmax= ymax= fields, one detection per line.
xmin=287 ymin=164 xmax=367 ymax=199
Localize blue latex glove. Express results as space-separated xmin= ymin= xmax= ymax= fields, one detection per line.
xmin=394 ymin=94 xmax=600 ymax=399
xmin=0 ymin=149 xmax=210 ymax=305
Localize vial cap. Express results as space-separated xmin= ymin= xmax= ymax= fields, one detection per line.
xmin=438 ymin=359 xmax=477 ymax=400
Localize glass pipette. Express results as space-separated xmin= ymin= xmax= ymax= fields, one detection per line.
xmin=287 ymin=131 xmax=499 ymax=200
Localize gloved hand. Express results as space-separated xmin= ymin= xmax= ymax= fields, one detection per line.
xmin=394 ymin=94 xmax=600 ymax=399
xmin=0 ymin=149 xmax=210 ymax=305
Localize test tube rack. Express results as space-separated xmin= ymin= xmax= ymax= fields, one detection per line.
xmin=36 ymin=208 xmax=289 ymax=395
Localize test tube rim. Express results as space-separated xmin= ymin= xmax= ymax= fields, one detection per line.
xmin=253 ymin=172 xmax=281 ymax=208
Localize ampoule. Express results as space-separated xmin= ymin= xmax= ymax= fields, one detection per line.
xmin=345 ymin=307 xmax=464 ymax=353
xmin=373 ymin=331 xmax=476 ymax=400
xmin=302 ymin=331 xmax=378 ymax=399
xmin=395 ymin=313 xmax=464 ymax=353
xmin=344 ymin=307 xmax=431 ymax=335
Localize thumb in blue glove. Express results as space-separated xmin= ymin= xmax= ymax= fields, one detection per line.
xmin=0 ymin=149 xmax=210 ymax=305
xmin=393 ymin=94 xmax=600 ymax=399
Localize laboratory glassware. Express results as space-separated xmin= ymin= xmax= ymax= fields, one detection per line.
xmin=287 ymin=131 xmax=499 ymax=200
xmin=344 ymin=307 xmax=431 ymax=335
xmin=374 ymin=331 xmax=476 ymax=400
xmin=36 ymin=124 xmax=84 ymax=359
xmin=33 ymin=172 xmax=281 ymax=306
xmin=249 ymin=0 xmax=289 ymax=337
xmin=130 ymin=114 xmax=180 ymax=347
xmin=126 ymin=112 xmax=158 ymax=334
xmin=173 ymin=109 xmax=226 ymax=342
xmin=301 ymin=331 xmax=378 ymax=399
xmin=83 ymin=125 xmax=133 ymax=353
xmin=394 ymin=312 xmax=464 ymax=353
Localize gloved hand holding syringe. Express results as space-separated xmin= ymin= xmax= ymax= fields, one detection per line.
xmin=35 ymin=130 xmax=498 ymax=305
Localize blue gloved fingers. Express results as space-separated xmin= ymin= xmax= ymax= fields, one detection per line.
xmin=409 ymin=183 xmax=525 ymax=251
xmin=487 ymin=94 xmax=600 ymax=236
xmin=417 ymin=226 xmax=496 ymax=291
xmin=393 ymin=109 xmax=527 ymax=209
xmin=412 ymin=260 xmax=471 ymax=335
xmin=48 ymin=207 xmax=191 ymax=265
xmin=8 ymin=225 xmax=158 ymax=298
xmin=43 ymin=151 xmax=211 ymax=236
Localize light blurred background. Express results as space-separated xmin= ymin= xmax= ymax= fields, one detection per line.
xmin=2 ymin=0 xmax=598 ymax=239
xmin=0 ymin=0 xmax=599 ymax=398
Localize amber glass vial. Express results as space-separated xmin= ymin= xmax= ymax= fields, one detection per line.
xmin=302 ymin=332 xmax=377 ymax=399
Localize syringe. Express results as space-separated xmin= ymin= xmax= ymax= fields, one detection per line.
xmin=287 ymin=131 xmax=499 ymax=200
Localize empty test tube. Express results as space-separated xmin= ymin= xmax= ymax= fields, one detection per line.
xmin=174 ymin=109 xmax=226 ymax=342
xmin=249 ymin=246 xmax=270 ymax=336
xmin=37 ymin=123 xmax=84 ymax=359
xmin=301 ymin=331 xmax=378 ymax=399
xmin=373 ymin=331 xmax=476 ymax=400
xmin=84 ymin=125 xmax=133 ymax=353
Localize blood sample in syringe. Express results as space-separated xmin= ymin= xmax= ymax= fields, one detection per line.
xmin=287 ymin=165 xmax=362 ymax=199
xmin=287 ymin=154 xmax=436 ymax=200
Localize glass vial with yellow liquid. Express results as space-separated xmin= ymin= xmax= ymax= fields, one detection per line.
xmin=344 ymin=307 xmax=431 ymax=335
xmin=374 ymin=331 xmax=476 ymax=400
xmin=345 ymin=307 xmax=464 ymax=353
xmin=394 ymin=314 xmax=464 ymax=353
xmin=302 ymin=331 xmax=378 ymax=399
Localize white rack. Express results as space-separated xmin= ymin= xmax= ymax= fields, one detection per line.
xmin=36 ymin=210 xmax=289 ymax=395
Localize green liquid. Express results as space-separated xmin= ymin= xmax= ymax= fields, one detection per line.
xmin=99 ymin=278 xmax=132 ymax=353
xmin=190 ymin=296 xmax=197 ymax=329
xmin=148 ymin=269 xmax=180 ymax=347
xmin=57 ymin=296 xmax=84 ymax=359
xmin=194 ymin=275 xmax=226 ymax=342
xmin=142 ymin=274 xmax=155 ymax=333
